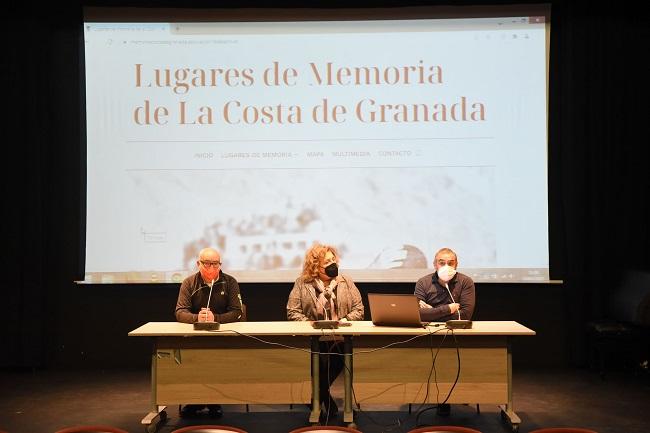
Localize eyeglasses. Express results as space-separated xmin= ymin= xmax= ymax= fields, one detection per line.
xmin=436 ymin=259 xmax=457 ymax=266
xmin=200 ymin=260 xmax=221 ymax=268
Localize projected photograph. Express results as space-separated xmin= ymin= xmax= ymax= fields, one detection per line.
xmin=125 ymin=166 xmax=496 ymax=274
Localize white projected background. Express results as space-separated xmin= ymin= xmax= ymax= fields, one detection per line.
xmin=83 ymin=17 xmax=548 ymax=283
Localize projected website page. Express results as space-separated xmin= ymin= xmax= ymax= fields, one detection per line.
xmin=83 ymin=17 xmax=549 ymax=283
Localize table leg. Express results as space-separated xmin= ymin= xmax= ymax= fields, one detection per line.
xmin=499 ymin=339 xmax=521 ymax=432
xmin=141 ymin=342 xmax=167 ymax=432
xmin=309 ymin=336 xmax=321 ymax=423
xmin=343 ymin=336 xmax=354 ymax=424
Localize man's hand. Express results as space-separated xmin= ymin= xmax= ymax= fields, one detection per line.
xmin=199 ymin=307 xmax=215 ymax=322
xmin=419 ymin=300 xmax=433 ymax=309
xmin=448 ymin=303 xmax=460 ymax=314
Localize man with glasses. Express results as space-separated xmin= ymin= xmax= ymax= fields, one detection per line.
xmin=175 ymin=247 xmax=243 ymax=418
xmin=414 ymin=247 xmax=476 ymax=416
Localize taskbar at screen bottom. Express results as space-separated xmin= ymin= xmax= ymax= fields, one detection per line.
xmin=80 ymin=268 xmax=553 ymax=284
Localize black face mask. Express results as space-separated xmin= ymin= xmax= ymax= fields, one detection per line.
xmin=324 ymin=263 xmax=339 ymax=278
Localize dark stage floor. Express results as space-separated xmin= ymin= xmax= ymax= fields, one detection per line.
xmin=0 ymin=367 xmax=648 ymax=433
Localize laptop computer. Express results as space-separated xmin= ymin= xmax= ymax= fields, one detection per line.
xmin=367 ymin=293 xmax=428 ymax=327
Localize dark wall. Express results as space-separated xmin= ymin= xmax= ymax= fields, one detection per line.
xmin=49 ymin=282 xmax=563 ymax=369
xmin=3 ymin=1 xmax=649 ymax=370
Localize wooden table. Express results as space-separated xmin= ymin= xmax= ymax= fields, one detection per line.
xmin=129 ymin=320 xmax=534 ymax=432
xmin=347 ymin=321 xmax=535 ymax=432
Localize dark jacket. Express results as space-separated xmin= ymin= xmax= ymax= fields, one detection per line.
xmin=175 ymin=271 xmax=243 ymax=323
xmin=415 ymin=271 xmax=475 ymax=321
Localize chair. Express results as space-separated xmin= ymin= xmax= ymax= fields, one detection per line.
xmin=529 ymin=429 xmax=598 ymax=433
xmin=586 ymin=270 xmax=650 ymax=378
xmin=407 ymin=427 xmax=482 ymax=433
xmin=171 ymin=426 xmax=249 ymax=433
xmin=289 ymin=427 xmax=362 ymax=433
xmin=55 ymin=427 xmax=129 ymax=433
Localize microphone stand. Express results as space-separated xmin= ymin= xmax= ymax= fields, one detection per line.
xmin=444 ymin=282 xmax=472 ymax=329
xmin=194 ymin=279 xmax=221 ymax=330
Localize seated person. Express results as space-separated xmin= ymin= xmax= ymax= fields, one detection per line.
xmin=415 ymin=247 xmax=475 ymax=416
xmin=415 ymin=247 xmax=475 ymax=322
xmin=286 ymin=243 xmax=364 ymax=417
xmin=175 ymin=247 xmax=243 ymax=418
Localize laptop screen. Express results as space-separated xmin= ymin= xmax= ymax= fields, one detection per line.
xmin=367 ymin=293 xmax=425 ymax=327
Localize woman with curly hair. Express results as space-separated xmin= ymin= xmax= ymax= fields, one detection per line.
xmin=286 ymin=243 xmax=364 ymax=418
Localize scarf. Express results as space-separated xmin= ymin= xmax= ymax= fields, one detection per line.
xmin=314 ymin=278 xmax=339 ymax=321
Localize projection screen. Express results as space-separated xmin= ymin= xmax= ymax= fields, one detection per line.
xmin=82 ymin=6 xmax=550 ymax=283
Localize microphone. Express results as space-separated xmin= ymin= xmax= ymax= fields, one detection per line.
xmin=193 ymin=279 xmax=221 ymax=331
xmin=189 ymin=279 xmax=224 ymax=297
xmin=205 ymin=279 xmax=215 ymax=311
xmin=444 ymin=282 xmax=472 ymax=329
xmin=444 ymin=283 xmax=461 ymax=320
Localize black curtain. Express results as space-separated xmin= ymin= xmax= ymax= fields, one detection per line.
xmin=548 ymin=2 xmax=650 ymax=364
xmin=3 ymin=1 xmax=649 ymax=368
xmin=4 ymin=4 xmax=82 ymax=366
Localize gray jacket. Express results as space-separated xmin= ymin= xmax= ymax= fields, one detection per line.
xmin=286 ymin=274 xmax=365 ymax=321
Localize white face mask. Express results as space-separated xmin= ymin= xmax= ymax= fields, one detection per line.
xmin=437 ymin=264 xmax=457 ymax=283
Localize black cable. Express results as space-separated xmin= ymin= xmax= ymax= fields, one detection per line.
xmin=206 ymin=326 xmax=443 ymax=356
xmin=414 ymin=329 xmax=450 ymax=425
xmin=414 ymin=328 xmax=462 ymax=426
xmin=342 ymin=327 xmax=449 ymax=432
xmin=340 ymin=349 xmax=406 ymax=432
xmin=413 ymin=328 xmax=448 ymax=417
xmin=205 ymin=325 xmax=462 ymax=429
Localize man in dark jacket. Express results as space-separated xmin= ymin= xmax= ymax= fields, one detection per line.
xmin=175 ymin=247 xmax=243 ymax=418
xmin=415 ymin=247 xmax=475 ymax=416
